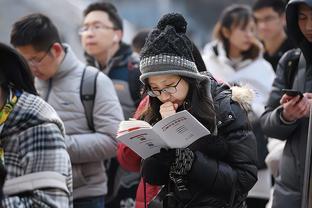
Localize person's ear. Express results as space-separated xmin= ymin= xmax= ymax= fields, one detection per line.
xmin=221 ymin=27 xmax=231 ymax=39
xmin=113 ymin=30 xmax=123 ymax=43
xmin=113 ymin=34 xmax=118 ymax=42
xmin=50 ymin=43 xmax=63 ymax=58
xmin=281 ymin=13 xmax=286 ymax=27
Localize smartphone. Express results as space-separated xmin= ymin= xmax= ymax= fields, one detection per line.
xmin=282 ymin=89 xmax=304 ymax=98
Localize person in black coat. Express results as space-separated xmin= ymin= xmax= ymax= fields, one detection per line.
xmin=139 ymin=13 xmax=258 ymax=208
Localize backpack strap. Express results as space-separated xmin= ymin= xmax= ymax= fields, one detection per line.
xmin=80 ymin=66 xmax=99 ymax=132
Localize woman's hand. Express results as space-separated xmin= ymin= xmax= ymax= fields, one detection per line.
xmin=159 ymin=101 xmax=178 ymax=119
xmin=141 ymin=148 xmax=176 ymax=185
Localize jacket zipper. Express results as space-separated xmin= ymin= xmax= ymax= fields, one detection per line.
xmin=45 ymin=79 xmax=52 ymax=102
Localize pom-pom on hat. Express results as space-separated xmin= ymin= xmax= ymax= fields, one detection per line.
xmin=139 ymin=13 xmax=208 ymax=83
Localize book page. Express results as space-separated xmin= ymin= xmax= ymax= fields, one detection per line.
xmin=117 ymin=120 xmax=152 ymax=137
xmin=116 ymin=129 xmax=167 ymax=159
xmin=153 ymin=110 xmax=210 ymax=148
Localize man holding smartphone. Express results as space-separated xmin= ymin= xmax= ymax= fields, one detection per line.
xmin=282 ymin=88 xmax=304 ymax=99
xmin=260 ymin=1 xmax=312 ymax=207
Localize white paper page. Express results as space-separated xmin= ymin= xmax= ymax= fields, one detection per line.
xmin=153 ymin=110 xmax=210 ymax=148
xmin=116 ymin=129 xmax=167 ymax=159
xmin=118 ymin=120 xmax=152 ymax=137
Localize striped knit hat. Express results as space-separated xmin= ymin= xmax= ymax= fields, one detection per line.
xmin=139 ymin=13 xmax=208 ymax=83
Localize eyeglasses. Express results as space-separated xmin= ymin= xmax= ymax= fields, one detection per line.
xmin=147 ymin=78 xmax=182 ymax=97
xmin=79 ymin=23 xmax=116 ymax=35
xmin=27 ymin=45 xmax=52 ymax=66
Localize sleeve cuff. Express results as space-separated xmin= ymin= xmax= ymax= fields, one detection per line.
xmin=279 ymin=112 xmax=297 ymax=125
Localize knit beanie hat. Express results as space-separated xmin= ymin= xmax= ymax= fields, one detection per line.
xmin=139 ymin=13 xmax=208 ymax=83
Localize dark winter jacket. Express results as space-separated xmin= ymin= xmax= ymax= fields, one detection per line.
xmin=260 ymin=0 xmax=312 ymax=207
xmin=142 ymin=77 xmax=258 ymax=208
xmin=86 ymin=42 xmax=142 ymax=119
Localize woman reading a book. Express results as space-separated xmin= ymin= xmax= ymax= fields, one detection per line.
xmin=138 ymin=13 xmax=258 ymax=208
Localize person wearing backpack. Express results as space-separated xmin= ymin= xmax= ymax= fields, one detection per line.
xmin=80 ymin=2 xmax=142 ymax=208
xmin=10 ymin=13 xmax=124 ymax=208
xmin=260 ymin=1 xmax=312 ymax=207
xmin=81 ymin=2 xmax=142 ymax=120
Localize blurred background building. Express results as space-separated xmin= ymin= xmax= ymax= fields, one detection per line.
xmin=0 ymin=0 xmax=256 ymax=60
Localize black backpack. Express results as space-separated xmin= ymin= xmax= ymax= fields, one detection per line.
xmin=80 ymin=66 xmax=140 ymax=208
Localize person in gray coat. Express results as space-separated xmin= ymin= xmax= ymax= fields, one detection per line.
xmin=10 ymin=13 xmax=124 ymax=208
xmin=260 ymin=0 xmax=312 ymax=207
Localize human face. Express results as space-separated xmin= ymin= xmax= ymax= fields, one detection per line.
xmin=148 ymin=74 xmax=189 ymax=107
xmin=147 ymin=77 xmax=182 ymax=97
xmin=227 ymin=19 xmax=256 ymax=53
xmin=81 ymin=11 xmax=119 ymax=57
xmin=16 ymin=44 xmax=60 ymax=80
xmin=254 ymin=7 xmax=285 ymax=41
xmin=298 ymin=4 xmax=312 ymax=42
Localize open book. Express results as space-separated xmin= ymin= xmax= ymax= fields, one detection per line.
xmin=117 ymin=110 xmax=210 ymax=159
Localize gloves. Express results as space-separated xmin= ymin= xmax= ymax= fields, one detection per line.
xmin=142 ymin=148 xmax=195 ymax=185
xmin=141 ymin=148 xmax=175 ymax=185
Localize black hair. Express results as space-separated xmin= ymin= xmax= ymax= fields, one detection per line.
xmin=213 ymin=4 xmax=260 ymax=60
xmin=191 ymin=42 xmax=207 ymax=72
xmin=10 ymin=13 xmax=61 ymax=52
xmin=253 ymin=0 xmax=287 ymax=15
xmin=132 ymin=29 xmax=150 ymax=53
xmin=143 ymin=76 xmax=216 ymax=133
xmin=140 ymin=13 xmax=216 ymax=132
xmin=83 ymin=2 xmax=123 ymax=31
xmin=0 ymin=43 xmax=37 ymax=95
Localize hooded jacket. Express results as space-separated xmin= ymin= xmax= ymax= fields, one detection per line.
xmin=203 ymin=40 xmax=275 ymax=200
xmin=260 ymin=0 xmax=312 ymax=207
xmin=141 ymin=76 xmax=258 ymax=208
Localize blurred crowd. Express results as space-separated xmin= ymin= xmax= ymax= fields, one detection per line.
xmin=0 ymin=0 xmax=312 ymax=208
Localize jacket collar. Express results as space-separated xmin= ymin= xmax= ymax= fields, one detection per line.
xmin=94 ymin=42 xmax=132 ymax=72
xmin=54 ymin=44 xmax=84 ymax=80
xmin=211 ymin=41 xmax=260 ymax=70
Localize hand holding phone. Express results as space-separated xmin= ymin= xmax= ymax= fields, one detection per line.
xmin=282 ymin=89 xmax=303 ymax=98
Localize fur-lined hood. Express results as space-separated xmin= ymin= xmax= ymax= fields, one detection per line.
xmin=231 ymin=85 xmax=254 ymax=112
xmin=199 ymin=71 xmax=255 ymax=113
